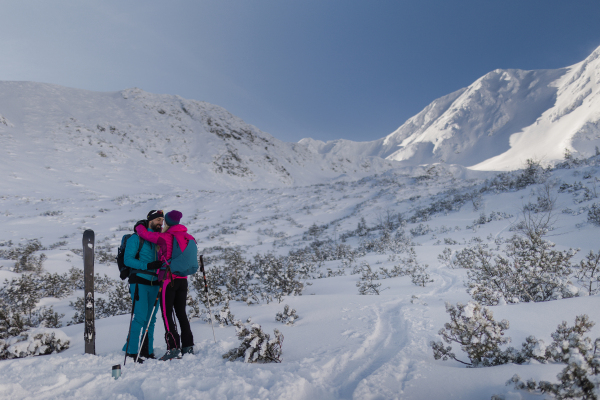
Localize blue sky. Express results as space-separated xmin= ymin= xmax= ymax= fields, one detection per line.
xmin=2 ymin=1 xmax=600 ymax=142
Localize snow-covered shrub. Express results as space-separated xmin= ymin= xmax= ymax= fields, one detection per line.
xmin=325 ymin=267 xmax=345 ymax=277
xmin=383 ymin=247 xmax=433 ymax=287
xmin=214 ymin=300 xmax=235 ymax=327
xmin=515 ymin=159 xmax=547 ymax=189
xmin=404 ymin=247 xmax=433 ymax=287
xmin=36 ymin=272 xmax=74 ymax=299
xmin=375 ymin=210 xmax=404 ymax=232
xmin=0 ymin=276 xmax=42 ymax=322
xmin=575 ymin=250 xmax=600 ymax=295
xmin=508 ymin=315 xmax=600 ymax=399
xmin=0 ymin=299 xmax=27 ymax=339
xmin=453 ymin=244 xmax=492 ymax=270
xmin=0 ymin=327 xmax=70 ymax=360
xmin=466 ymin=236 xmax=578 ymax=305
xmin=222 ymin=318 xmax=283 ymax=363
xmin=36 ymin=306 xmax=64 ymax=329
xmin=411 ymin=263 xmax=433 ymax=287
xmin=359 ymin=228 xmax=411 ymax=254
xmin=410 ymin=223 xmax=433 ymax=237
xmin=303 ymin=223 xmax=328 ymax=240
xmin=0 ymin=239 xmax=46 ymax=273
xmin=437 ymin=247 xmax=453 ymax=268
xmin=430 ymin=301 xmax=511 ymax=367
xmin=356 ymin=261 xmax=385 ymax=295
xmin=69 ymin=280 xmax=131 ymax=324
xmin=588 ymin=203 xmax=600 ymax=226
xmin=99 ymin=280 xmax=132 ymax=317
xmin=356 ymin=217 xmax=368 ymax=237
xmin=276 ymin=305 xmax=299 ymax=325
xmin=378 ymin=264 xmax=406 ymax=278
xmin=254 ymin=253 xmax=304 ymax=303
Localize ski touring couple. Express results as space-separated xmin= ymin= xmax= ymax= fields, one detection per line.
xmin=122 ymin=209 xmax=196 ymax=363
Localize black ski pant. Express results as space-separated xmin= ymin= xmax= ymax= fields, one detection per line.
xmin=160 ymin=278 xmax=194 ymax=350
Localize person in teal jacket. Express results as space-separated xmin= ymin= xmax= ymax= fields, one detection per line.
xmin=122 ymin=209 xmax=164 ymax=363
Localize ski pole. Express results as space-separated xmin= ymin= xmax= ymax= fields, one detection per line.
xmin=136 ymin=285 xmax=163 ymax=362
xmin=200 ymin=255 xmax=217 ymax=343
xmin=123 ymin=283 xmax=139 ymax=366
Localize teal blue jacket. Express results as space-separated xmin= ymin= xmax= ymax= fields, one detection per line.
xmin=124 ymin=229 xmax=158 ymax=283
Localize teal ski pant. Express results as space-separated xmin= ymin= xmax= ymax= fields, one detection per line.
xmin=122 ymin=283 xmax=160 ymax=355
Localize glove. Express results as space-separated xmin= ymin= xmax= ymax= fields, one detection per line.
xmin=147 ymin=261 xmax=163 ymax=270
xmin=134 ymin=220 xmax=149 ymax=230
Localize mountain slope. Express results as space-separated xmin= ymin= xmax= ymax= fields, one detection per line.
xmin=302 ymin=45 xmax=600 ymax=171
xmin=0 ymin=82 xmax=398 ymax=195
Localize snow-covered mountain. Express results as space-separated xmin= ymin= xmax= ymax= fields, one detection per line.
xmin=5 ymin=43 xmax=600 ymax=196
xmin=0 ymin=82 xmax=399 ymax=195
xmin=301 ymin=45 xmax=600 ymax=171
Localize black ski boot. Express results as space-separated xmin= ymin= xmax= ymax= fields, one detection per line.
xmin=139 ymin=336 xmax=155 ymax=359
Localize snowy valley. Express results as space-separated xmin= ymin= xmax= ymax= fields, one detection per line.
xmin=1 ymin=47 xmax=600 ymax=400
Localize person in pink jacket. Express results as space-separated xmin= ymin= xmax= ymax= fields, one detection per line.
xmin=135 ymin=210 xmax=195 ymax=360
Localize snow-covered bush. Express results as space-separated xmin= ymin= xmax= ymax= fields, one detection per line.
xmin=0 ymin=299 xmax=27 ymax=339
xmin=381 ymin=247 xmax=433 ymax=287
xmin=222 ymin=318 xmax=283 ymax=363
xmin=356 ymin=261 xmax=385 ymax=295
xmin=404 ymin=248 xmax=433 ymax=287
xmin=0 ymin=239 xmax=46 ymax=273
xmin=575 ymin=250 xmax=600 ymax=295
xmin=214 ymin=300 xmax=235 ymax=327
xmin=437 ymin=247 xmax=454 ymax=268
xmin=508 ymin=315 xmax=600 ymax=399
xmin=411 ymin=263 xmax=434 ymax=287
xmin=430 ymin=301 xmax=511 ymax=367
xmin=515 ymin=159 xmax=547 ymax=189
xmin=276 ymin=304 xmax=299 ymax=325
xmin=356 ymin=217 xmax=368 ymax=237
xmin=466 ymin=236 xmax=578 ymax=305
xmin=69 ymin=280 xmax=131 ymax=324
xmin=410 ymin=223 xmax=433 ymax=237
xmin=358 ymin=228 xmax=411 ymax=254
xmin=453 ymin=244 xmax=492 ymax=270
xmin=588 ymin=203 xmax=600 ymax=226
xmin=0 ymin=327 xmax=70 ymax=360
xmin=254 ymin=253 xmax=304 ymax=303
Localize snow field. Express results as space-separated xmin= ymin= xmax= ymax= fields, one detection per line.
xmin=1 ymin=159 xmax=600 ymax=399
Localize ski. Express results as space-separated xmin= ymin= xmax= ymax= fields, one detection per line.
xmin=83 ymin=229 xmax=96 ymax=355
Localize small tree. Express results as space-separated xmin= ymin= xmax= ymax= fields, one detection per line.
xmin=430 ymin=301 xmax=510 ymax=367
xmin=589 ymin=204 xmax=600 ymax=226
xmin=222 ymin=319 xmax=283 ymax=363
xmin=214 ymin=300 xmax=235 ymax=327
xmin=275 ymin=305 xmax=299 ymax=326
xmin=575 ymin=250 xmax=600 ymax=295
xmin=467 ymin=236 xmax=578 ymax=305
xmin=509 ymin=315 xmax=600 ymax=400
xmin=356 ymin=261 xmax=385 ymax=295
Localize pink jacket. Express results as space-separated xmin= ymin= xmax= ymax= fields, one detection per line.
xmin=135 ymin=224 xmax=194 ymax=267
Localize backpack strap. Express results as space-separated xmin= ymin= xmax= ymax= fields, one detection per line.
xmin=129 ymin=234 xmax=156 ymax=280
xmin=134 ymin=234 xmax=145 ymax=260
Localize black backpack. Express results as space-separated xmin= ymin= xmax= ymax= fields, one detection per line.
xmin=116 ymin=233 xmax=145 ymax=280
